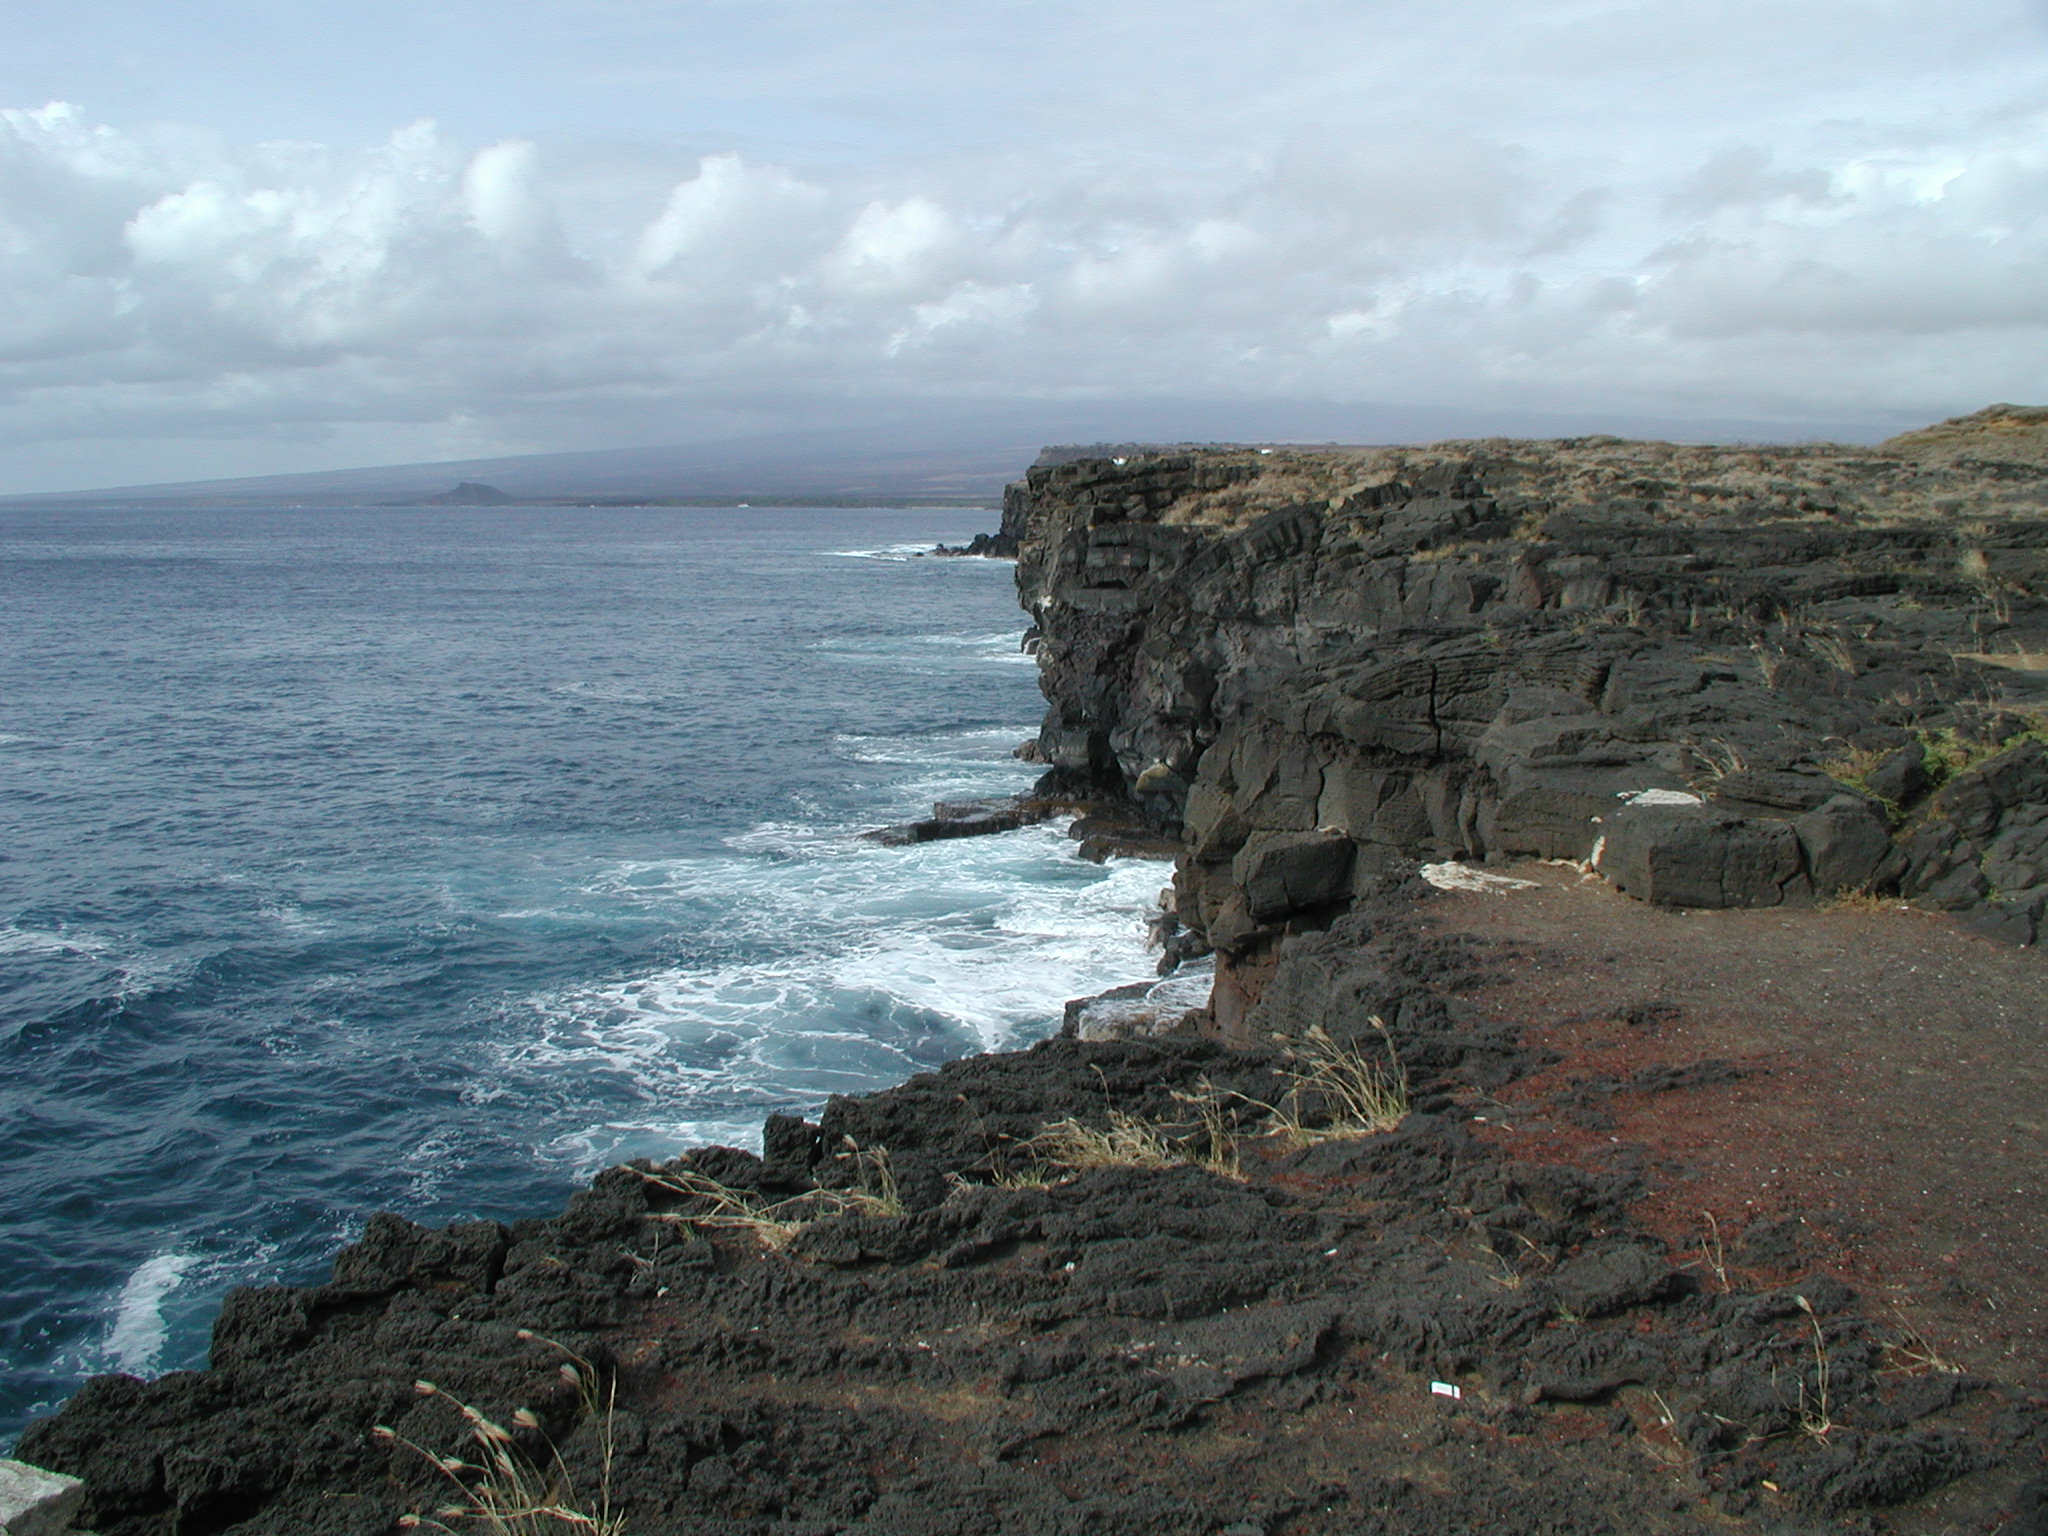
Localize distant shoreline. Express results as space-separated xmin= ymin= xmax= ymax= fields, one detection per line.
xmin=0 ymin=497 xmax=1002 ymax=512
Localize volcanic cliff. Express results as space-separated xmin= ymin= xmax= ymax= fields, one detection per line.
xmin=13 ymin=408 xmax=2048 ymax=1536
xmin=1010 ymin=406 xmax=2048 ymax=1031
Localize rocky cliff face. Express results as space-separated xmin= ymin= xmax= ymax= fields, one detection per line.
xmin=1015 ymin=406 xmax=2048 ymax=1032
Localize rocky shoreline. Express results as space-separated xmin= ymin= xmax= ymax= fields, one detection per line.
xmin=15 ymin=407 xmax=2048 ymax=1534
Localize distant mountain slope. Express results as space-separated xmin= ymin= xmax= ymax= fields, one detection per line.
xmin=416 ymin=482 xmax=517 ymax=506
xmin=0 ymin=398 xmax=1928 ymax=509
xmin=0 ymin=424 xmax=1045 ymax=508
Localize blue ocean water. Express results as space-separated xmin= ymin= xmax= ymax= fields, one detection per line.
xmin=0 ymin=504 xmax=1167 ymax=1446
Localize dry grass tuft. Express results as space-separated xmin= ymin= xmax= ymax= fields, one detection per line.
xmin=1955 ymin=649 xmax=2048 ymax=673
xmin=638 ymin=1167 xmax=813 ymax=1248
xmin=377 ymin=1336 xmax=622 ymax=1534
xmin=1878 ymin=1312 xmax=1966 ymax=1377
xmin=1685 ymin=737 xmax=1748 ymax=789
xmin=1016 ymin=1064 xmax=1251 ymax=1181
xmin=1750 ymin=642 xmax=1792 ymax=689
xmin=1794 ymin=1295 xmax=1835 ymax=1441
xmin=1473 ymin=1228 xmax=1553 ymax=1292
xmin=987 ymin=1162 xmax=1059 ymax=1189
xmin=1816 ymin=741 xmax=1888 ymax=792
xmin=1804 ymin=632 xmax=1859 ymax=674
xmin=1259 ymin=1020 xmax=1410 ymax=1144
xmin=1031 ymin=1110 xmax=1179 ymax=1170
xmin=1171 ymin=1075 xmax=1245 ymax=1179
xmin=1696 ymin=1211 xmax=1730 ymax=1293
xmin=1815 ymin=889 xmax=1908 ymax=914
xmin=835 ymin=1138 xmax=906 ymax=1218
xmin=999 ymin=1034 xmax=1404 ymax=1187
xmin=637 ymin=1145 xmax=906 ymax=1250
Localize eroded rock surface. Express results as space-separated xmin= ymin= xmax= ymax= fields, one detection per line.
xmin=20 ymin=896 xmax=2042 ymax=1534
xmin=1013 ymin=406 xmax=2048 ymax=1026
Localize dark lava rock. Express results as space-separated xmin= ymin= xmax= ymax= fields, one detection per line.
xmin=1236 ymin=830 xmax=1358 ymax=918
xmin=1008 ymin=426 xmax=2048 ymax=1000
xmin=1546 ymin=1244 xmax=1677 ymax=1318
xmin=864 ymin=794 xmax=1051 ymax=846
xmin=1600 ymin=803 xmax=1807 ymax=908
xmin=16 ymin=969 xmax=2017 ymax=1536
xmin=19 ymin=419 xmax=2046 ymax=1536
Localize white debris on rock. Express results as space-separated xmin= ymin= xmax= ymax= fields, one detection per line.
xmin=1618 ymin=788 xmax=1703 ymax=807
xmin=1419 ymin=863 xmax=1541 ymax=893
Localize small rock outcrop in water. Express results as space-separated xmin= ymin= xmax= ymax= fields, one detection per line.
xmin=862 ymin=793 xmax=1053 ymax=845
xmin=1013 ymin=405 xmax=2048 ymax=1029
xmin=932 ymin=492 xmax=1034 ymax=558
xmin=930 ymin=529 xmax=1019 ymax=557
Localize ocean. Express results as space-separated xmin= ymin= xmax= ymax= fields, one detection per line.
xmin=0 ymin=503 xmax=1167 ymax=1446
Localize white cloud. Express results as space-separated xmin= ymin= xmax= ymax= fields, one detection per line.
xmin=632 ymin=153 xmax=829 ymax=284
xmin=887 ymin=280 xmax=1036 ymax=355
xmin=828 ymin=196 xmax=956 ymax=295
xmin=0 ymin=0 xmax=2045 ymax=489
xmin=463 ymin=139 xmax=550 ymax=248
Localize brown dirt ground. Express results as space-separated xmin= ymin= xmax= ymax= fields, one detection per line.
xmin=1422 ymin=861 xmax=2048 ymax=1393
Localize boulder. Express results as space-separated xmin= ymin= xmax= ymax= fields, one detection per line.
xmin=1936 ymin=739 xmax=2048 ymax=842
xmin=1204 ymin=893 xmax=1274 ymax=952
xmin=1793 ymin=793 xmax=1904 ymax=895
xmin=1711 ymin=769 xmax=1841 ymax=816
xmin=1233 ymin=832 xmax=1358 ymax=920
xmin=1487 ymin=768 xmax=1648 ymax=862
xmin=1546 ymin=1245 xmax=1676 ymax=1319
xmin=327 ymin=1213 xmax=510 ymax=1298
xmin=1183 ymin=781 xmax=1250 ymax=860
xmin=1599 ymin=803 xmax=1806 ymax=908
xmin=1863 ymin=744 xmax=1932 ymax=805
xmin=1904 ymin=742 xmax=2048 ymax=938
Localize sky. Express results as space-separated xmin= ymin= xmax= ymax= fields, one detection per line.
xmin=1 ymin=0 xmax=2045 ymax=492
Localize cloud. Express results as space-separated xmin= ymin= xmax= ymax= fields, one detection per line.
xmin=1666 ymin=148 xmax=1839 ymax=214
xmin=463 ymin=139 xmax=552 ymax=248
xmin=632 ymin=153 xmax=828 ymax=284
xmin=0 ymin=0 xmax=2045 ymax=489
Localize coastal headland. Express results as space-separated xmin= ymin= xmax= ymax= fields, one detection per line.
xmin=15 ymin=407 xmax=2048 ymax=1534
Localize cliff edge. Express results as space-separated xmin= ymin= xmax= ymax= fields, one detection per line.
xmin=1013 ymin=408 xmax=2048 ymax=1031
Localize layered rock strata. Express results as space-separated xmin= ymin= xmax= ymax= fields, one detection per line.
xmin=1014 ymin=406 xmax=2048 ymax=1030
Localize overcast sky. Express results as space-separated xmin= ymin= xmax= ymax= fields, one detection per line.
xmin=1 ymin=0 xmax=2045 ymax=491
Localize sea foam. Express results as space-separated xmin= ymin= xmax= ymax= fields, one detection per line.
xmin=105 ymin=1252 xmax=196 ymax=1376
xmin=507 ymin=821 xmax=1168 ymax=1170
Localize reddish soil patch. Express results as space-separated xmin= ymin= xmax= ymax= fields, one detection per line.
xmin=1428 ymin=862 xmax=2048 ymax=1390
